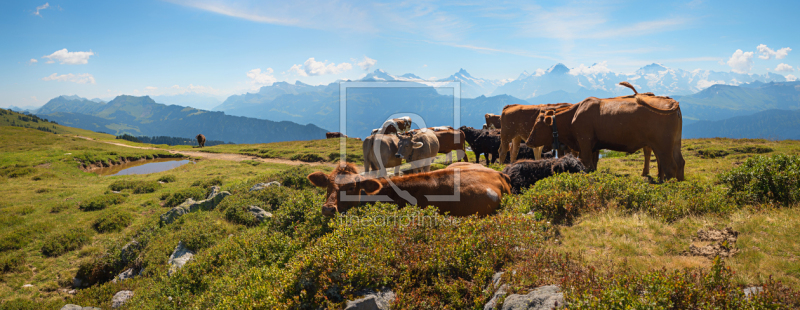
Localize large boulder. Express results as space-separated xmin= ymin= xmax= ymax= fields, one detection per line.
xmin=111 ymin=290 xmax=134 ymax=308
xmin=168 ymin=241 xmax=195 ymax=276
xmin=160 ymin=187 xmax=230 ymax=225
xmin=248 ymin=206 xmax=273 ymax=223
xmin=249 ymin=181 xmax=280 ymax=192
xmin=345 ymin=289 xmax=395 ymax=310
xmin=501 ymin=285 xmax=564 ymax=310
xmin=484 ymin=272 xmax=508 ymax=310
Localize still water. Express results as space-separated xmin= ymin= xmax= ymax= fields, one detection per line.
xmin=95 ymin=158 xmax=193 ymax=176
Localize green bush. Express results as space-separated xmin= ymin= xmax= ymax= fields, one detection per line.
xmin=158 ymin=174 xmax=177 ymax=183
xmin=697 ymin=147 xmax=729 ymax=158
xmin=732 ymin=145 xmax=773 ymax=154
xmin=224 ymin=203 xmax=261 ymax=227
xmin=273 ymin=165 xmax=318 ymax=189
xmin=75 ymin=254 xmax=116 ymax=287
xmin=718 ymin=154 xmax=800 ymax=206
xmin=93 ymin=212 xmax=134 ymax=233
xmin=80 ymin=193 xmax=126 ymax=211
xmin=0 ymin=252 xmax=25 ymax=273
xmin=503 ymin=172 xmax=732 ymax=224
xmin=191 ymin=176 xmax=223 ymax=188
xmin=291 ymin=153 xmax=324 ymax=162
xmin=50 ymin=202 xmax=73 ymax=213
xmin=109 ymin=180 xmax=161 ymax=194
xmin=163 ymin=187 xmax=207 ymax=208
xmin=0 ymin=231 xmax=28 ymax=252
xmin=175 ymin=213 xmax=237 ymax=252
xmin=41 ymin=228 xmax=92 ymax=257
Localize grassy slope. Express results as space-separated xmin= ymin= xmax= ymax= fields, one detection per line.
xmin=1 ymin=113 xmax=799 ymax=308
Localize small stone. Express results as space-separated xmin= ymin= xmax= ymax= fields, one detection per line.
xmin=112 ymin=268 xmax=138 ymax=283
xmin=248 ymin=205 xmax=273 ymax=223
xmin=168 ymin=241 xmax=195 ymax=276
xmin=249 ymin=181 xmax=281 ymax=192
xmin=22 ymin=284 xmax=33 ymax=288
xmin=501 ymin=285 xmax=564 ymax=310
xmin=345 ymin=288 xmax=395 ymax=310
xmin=60 ymin=305 xmax=82 ymax=310
xmin=744 ymin=286 xmax=763 ymax=299
xmin=68 ymin=289 xmax=77 ymax=294
xmin=111 ymin=290 xmax=134 ymax=308
xmin=111 ymin=190 xmax=121 ymax=194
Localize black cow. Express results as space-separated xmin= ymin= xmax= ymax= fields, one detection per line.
xmin=501 ymin=154 xmax=586 ymax=194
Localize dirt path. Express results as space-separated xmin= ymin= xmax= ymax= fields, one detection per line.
xmin=76 ymin=136 xmax=339 ymax=169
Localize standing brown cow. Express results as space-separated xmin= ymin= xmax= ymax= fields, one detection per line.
xmin=413 ymin=126 xmax=468 ymax=164
xmin=526 ymin=82 xmax=685 ymax=180
xmin=498 ymin=103 xmax=572 ymax=163
xmin=196 ymin=134 xmax=206 ymax=148
xmin=485 ymin=113 xmax=501 ymax=129
xmin=307 ymin=162 xmax=512 ymax=216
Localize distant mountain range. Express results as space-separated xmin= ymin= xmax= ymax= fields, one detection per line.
xmin=35 ymin=95 xmax=328 ymax=144
xmin=684 ymin=109 xmax=800 ymax=140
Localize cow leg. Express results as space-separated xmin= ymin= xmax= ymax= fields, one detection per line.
xmin=510 ymin=137 xmax=522 ymax=163
xmin=534 ymin=146 xmax=542 ymax=160
xmin=364 ymin=161 xmax=372 ymax=177
xmin=654 ymin=147 xmax=678 ymax=181
xmin=393 ymin=166 xmax=400 ymax=177
xmin=498 ymin=132 xmax=511 ymax=165
xmin=642 ymin=147 xmax=651 ymax=177
xmin=577 ymin=140 xmax=596 ymax=171
xmin=446 ymin=152 xmax=453 ymax=164
xmin=673 ymin=146 xmax=685 ymax=181
xmin=593 ymin=151 xmax=600 ymax=170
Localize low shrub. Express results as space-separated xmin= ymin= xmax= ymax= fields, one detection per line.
xmin=41 ymin=228 xmax=92 ymax=257
xmin=0 ymin=165 xmax=34 ymax=178
xmin=50 ymin=202 xmax=74 ymax=213
xmin=291 ymin=153 xmax=324 ymax=162
xmin=191 ymin=176 xmax=223 ymax=188
xmin=697 ymin=147 xmax=729 ymax=158
xmin=0 ymin=252 xmax=25 ymax=273
xmin=0 ymin=231 xmax=27 ymax=252
xmin=224 ymin=201 xmax=262 ymax=227
xmin=503 ymin=172 xmax=732 ymax=224
xmin=718 ymin=154 xmax=800 ymax=206
xmin=80 ymin=193 xmax=126 ymax=211
xmin=174 ymin=212 xmax=238 ymax=252
xmin=109 ymin=180 xmax=161 ymax=194
xmin=93 ymin=212 xmax=134 ymax=233
xmin=34 ymin=188 xmax=49 ymax=194
xmin=272 ymin=165 xmax=318 ymax=189
xmin=163 ymin=187 xmax=207 ymax=208
xmin=158 ymin=174 xmax=177 ymax=183
xmin=75 ymin=254 xmax=116 ymax=287
xmin=732 ymin=145 xmax=773 ymax=154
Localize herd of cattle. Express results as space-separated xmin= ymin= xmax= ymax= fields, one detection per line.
xmin=313 ymin=82 xmax=685 ymax=217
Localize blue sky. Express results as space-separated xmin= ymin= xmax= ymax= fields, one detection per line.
xmin=1 ymin=0 xmax=797 ymax=108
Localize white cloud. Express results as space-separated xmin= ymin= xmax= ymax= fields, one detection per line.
xmin=289 ymin=58 xmax=353 ymax=76
xmin=42 ymin=73 xmax=96 ymax=84
xmin=569 ymin=61 xmax=612 ymax=75
xmin=533 ymin=68 xmax=546 ymax=76
xmin=726 ymin=49 xmax=753 ymax=73
xmin=144 ymin=86 xmax=158 ymax=91
xmin=696 ymin=79 xmax=725 ymax=89
xmin=29 ymin=59 xmax=38 ymax=64
xmin=356 ymin=56 xmax=377 ymax=71
xmin=756 ymin=44 xmax=791 ymax=60
xmin=423 ymin=64 xmax=428 ymax=68
xmin=42 ymin=49 xmax=95 ymax=65
xmin=775 ymin=63 xmax=794 ymax=72
xmin=786 ymin=74 xmax=797 ymax=82
xmin=34 ymin=3 xmax=49 ymax=17
xmin=246 ymin=68 xmax=277 ymax=89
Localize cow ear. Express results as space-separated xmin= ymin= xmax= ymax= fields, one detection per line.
xmin=413 ymin=141 xmax=424 ymax=148
xmin=361 ymin=179 xmax=382 ymax=195
xmin=307 ymin=172 xmax=329 ymax=187
xmin=545 ymin=110 xmax=555 ymax=116
xmin=544 ymin=116 xmax=553 ymax=126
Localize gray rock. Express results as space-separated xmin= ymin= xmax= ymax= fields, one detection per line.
xmin=22 ymin=284 xmax=33 ymax=288
xmin=60 ymin=305 xmax=82 ymax=310
xmin=160 ymin=187 xmax=230 ymax=225
xmin=345 ymin=289 xmax=395 ymax=310
xmin=744 ymin=286 xmax=763 ymax=299
xmin=484 ymin=272 xmax=507 ymax=310
xmin=206 ymin=185 xmax=221 ymax=199
xmin=83 ymin=307 xmax=102 ymax=310
xmin=111 ymin=290 xmax=134 ymax=308
xmin=249 ymin=181 xmax=280 ymax=192
xmin=119 ymin=239 xmax=140 ymax=265
xmin=501 ymin=285 xmax=563 ymax=310
xmin=112 ymin=268 xmax=138 ymax=283
xmin=168 ymin=241 xmax=195 ymax=276
xmin=248 ymin=206 xmax=273 ymax=223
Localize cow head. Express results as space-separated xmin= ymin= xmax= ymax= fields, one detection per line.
xmin=526 ymin=110 xmax=555 ymax=149
xmin=307 ymin=163 xmax=382 ymax=216
xmin=395 ymin=132 xmax=423 ymax=159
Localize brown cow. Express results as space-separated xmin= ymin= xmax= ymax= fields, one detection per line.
xmin=498 ymin=103 xmax=572 ymax=163
xmin=485 ymin=113 xmax=501 ymax=129
xmin=396 ymin=129 xmax=439 ymax=174
xmin=326 ymin=132 xmax=346 ymax=139
xmin=196 ymin=134 xmax=206 ymax=148
xmin=363 ymin=133 xmax=403 ymax=177
xmin=526 ymin=82 xmax=685 ymax=180
xmin=307 ymin=162 xmax=512 ymax=216
xmin=414 ymin=126 xmax=467 ymax=164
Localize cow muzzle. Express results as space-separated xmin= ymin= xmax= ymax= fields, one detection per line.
xmin=321 ymin=205 xmax=337 ymax=217
xmin=395 ymin=153 xmax=403 ymax=159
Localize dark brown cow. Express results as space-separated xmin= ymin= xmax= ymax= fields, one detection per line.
xmin=307 ymin=162 xmax=512 ymax=216
xmin=526 ymin=82 xmax=685 ymax=180
xmin=499 ymin=103 xmax=572 ymax=163
xmin=485 ymin=113 xmax=501 ymax=129
xmin=326 ymin=132 xmax=346 ymax=139
xmin=196 ymin=134 xmax=206 ymax=148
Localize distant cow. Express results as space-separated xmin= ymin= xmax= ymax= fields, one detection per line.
xmin=526 ymin=82 xmax=685 ymax=180
xmin=395 ymin=129 xmax=439 ymax=174
xmin=326 ymin=132 xmax=346 ymax=139
xmin=307 ymin=162 xmax=512 ymax=216
xmin=196 ymin=134 xmax=206 ymax=148
xmin=499 ymin=103 xmax=572 ymax=163
xmin=371 ymin=116 xmax=413 ymax=135
xmin=502 ymin=154 xmax=586 ymax=194
xmin=485 ymin=113 xmax=501 ymax=129
xmin=363 ymin=133 xmax=403 ymax=177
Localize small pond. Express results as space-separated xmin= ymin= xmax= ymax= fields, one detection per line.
xmin=95 ymin=158 xmax=194 ymax=176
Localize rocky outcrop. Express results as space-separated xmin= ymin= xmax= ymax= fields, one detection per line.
xmin=111 ymin=290 xmax=134 ymax=308
xmin=60 ymin=305 xmax=101 ymax=310
xmin=484 ymin=272 xmax=508 ymax=310
xmin=118 ymin=239 xmax=140 ymax=266
xmin=744 ymin=286 xmax=763 ymax=299
xmin=168 ymin=241 xmax=195 ymax=276
xmin=345 ymin=288 xmax=395 ymax=310
xmin=500 ymin=285 xmax=563 ymax=310
xmin=248 ymin=206 xmax=273 ymax=223
xmin=249 ymin=181 xmax=280 ymax=192
xmin=112 ymin=268 xmax=139 ymax=283
xmin=160 ymin=186 xmax=230 ymax=225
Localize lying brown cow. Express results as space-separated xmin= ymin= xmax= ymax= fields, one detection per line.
xmin=485 ymin=113 xmax=501 ymax=129
xmin=371 ymin=116 xmax=413 ymax=135
xmin=499 ymin=103 xmax=571 ymax=163
xmin=326 ymin=132 xmax=346 ymax=139
xmin=526 ymin=82 xmax=685 ymax=180
xmin=307 ymin=162 xmax=512 ymax=216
